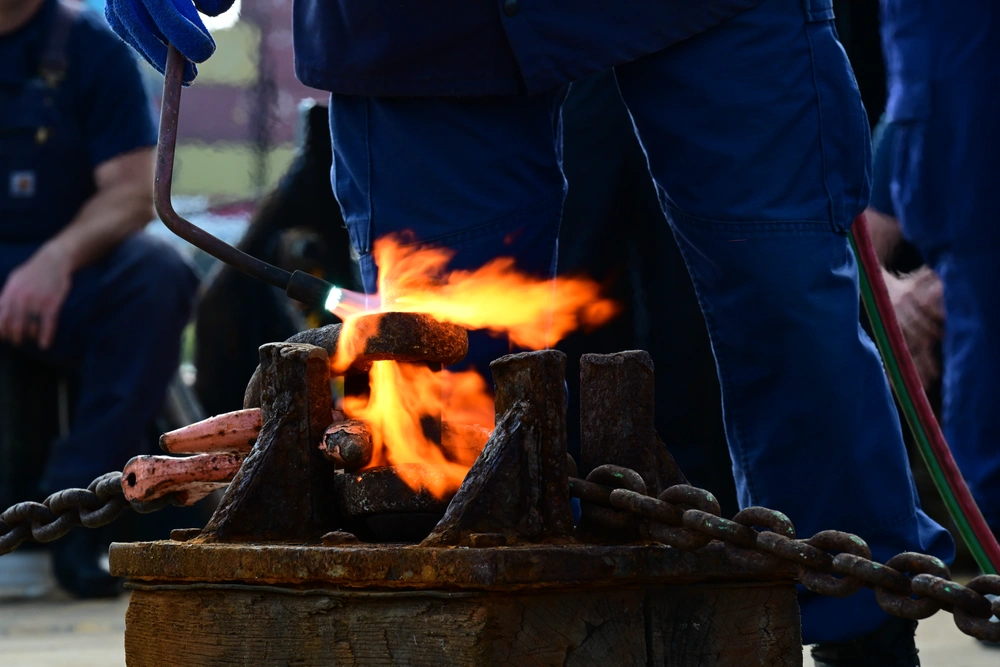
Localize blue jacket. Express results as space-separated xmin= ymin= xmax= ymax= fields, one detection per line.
xmin=293 ymin=0 xmax=765 ymax=96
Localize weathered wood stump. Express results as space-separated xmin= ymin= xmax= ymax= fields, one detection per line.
xmin=123 ymin=582 xmax=797 ymax=667
xmin=112 ymin=541 xmax=802 ymax=667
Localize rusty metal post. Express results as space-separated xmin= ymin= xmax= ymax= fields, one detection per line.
xmin=580 ymin=351 xmax=686 ymax=495
xmin=200 ymin=342 xmax=336 ymax=542
xmin=423 ymin=350 xmax=573 ymax=545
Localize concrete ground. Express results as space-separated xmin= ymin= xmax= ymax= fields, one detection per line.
xmin=0 ymin=589 xmax=996 ymax=666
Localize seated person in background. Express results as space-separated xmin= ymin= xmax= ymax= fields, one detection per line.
xmin=0 ymin=0 xmax=197 ymax=598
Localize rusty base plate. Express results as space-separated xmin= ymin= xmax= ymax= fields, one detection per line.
xmin=110 ymin=540 xmax=794 ymax=591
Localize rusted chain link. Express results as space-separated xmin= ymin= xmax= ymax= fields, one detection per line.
xmin=0 ymin=472 xmax=180 ymax=557
xmin=570 ymin=466 xmax=1000 ymax=642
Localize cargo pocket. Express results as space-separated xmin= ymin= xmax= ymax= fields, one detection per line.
xmin=803 ymin=0 xmax=872 ymax=231
xmin=328 ymin=94 xmax=374 ymax=257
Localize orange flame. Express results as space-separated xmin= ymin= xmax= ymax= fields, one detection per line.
xmin=333 ymin=234 xmax=620 ymax=498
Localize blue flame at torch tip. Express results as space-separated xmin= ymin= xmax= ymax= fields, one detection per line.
xmin=325 ymin=286 xmax=344 ymax=313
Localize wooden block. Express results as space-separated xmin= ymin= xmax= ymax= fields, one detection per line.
xmin=123 ymin=581 xmax=800 ymax=666
xmin=647 ymin=583 xmax=801 ymax=666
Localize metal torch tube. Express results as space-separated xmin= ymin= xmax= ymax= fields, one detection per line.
xmin=154 ymin=45 xmax=294 ymax=292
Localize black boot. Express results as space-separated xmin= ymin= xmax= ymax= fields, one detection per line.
xmin=51 ymin=528 xmax=123 ymax=599
xmin=811 ymin=617 xmax=920 ymax=667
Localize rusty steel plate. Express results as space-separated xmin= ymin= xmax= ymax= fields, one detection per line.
xmin=335 ymin=465 xmax=453 ymax=518
xmin=110 ymin=541 xmax=794 ymax=591
xmin=338 ymin=312 xmax=468 ymax=373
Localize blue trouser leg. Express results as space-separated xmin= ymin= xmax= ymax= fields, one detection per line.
xmin=0 ymin=235 xmax=198 ymax=491
xmin=936 ymin=254 xmax=1000 ymax=530
xmin=613 ymin=0 xmax=952 ymax=642
xmin=888 ymin=41 xmax=1000 ymax=532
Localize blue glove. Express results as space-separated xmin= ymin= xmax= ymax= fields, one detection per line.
xmin=105 ymin=0 xmax=236 ymax=84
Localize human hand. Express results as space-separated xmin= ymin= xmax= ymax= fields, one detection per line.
xmin=105 ymin=0 xmax=236 ymax=84
xmin=883 ymin=266 xmax=945 ymax=388
xmin=0 ymin=248 xmax=73 ymax=350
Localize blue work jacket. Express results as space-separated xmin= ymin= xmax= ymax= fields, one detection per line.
xmin=293 ymin=0 xmax=765 ymax=96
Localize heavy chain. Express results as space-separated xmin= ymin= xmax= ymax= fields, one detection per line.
xmin=3 ymin=463 xmax=997 ymax=642
xmin=569 ymin=464 xmax=1000 ymax=643
xmin=0 ymin=472 xmax=178 ymax=557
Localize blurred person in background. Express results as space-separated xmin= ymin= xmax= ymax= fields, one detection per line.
xmin=880 ymin=1 xmax=1000 ymax=542
xmin=0 ymin=0 xmax=197 ymax=598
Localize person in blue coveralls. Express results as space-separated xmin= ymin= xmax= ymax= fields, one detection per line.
xmin=0 ymin=0 xmax=197 ymax=597
xmin=106 ymin=0 xmax=954 ymax=662
xmin=880 ymin=1 xmax=1000 ymax=549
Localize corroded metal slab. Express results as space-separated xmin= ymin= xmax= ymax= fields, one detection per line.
xmin=110 ymin=540 xmax=794 ymax=590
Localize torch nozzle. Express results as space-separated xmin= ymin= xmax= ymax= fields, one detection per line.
xmin=285 ymin=270 xmax=379 ymax=316
xmin=325 ymin=286 xmax=381 ymax=319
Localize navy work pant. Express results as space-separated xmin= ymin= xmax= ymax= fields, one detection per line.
xmin=0 ymin=233 xmax=197 ymax=493
xmin=329 ymin=0 xmax=953 ymax=642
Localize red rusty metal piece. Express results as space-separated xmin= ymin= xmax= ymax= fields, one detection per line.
xmin=335 ymin=465 xmax=453 ymax=519
xmin=159 ymin=408 xmax=261 ymax=454
xmin=162 ymin=408 xmax=345 ymax=455
xmin=243 ymin=315 xmax=469 ymax=408
xmin=319 ymin=420 xmax=373 ymax=469
xmin=122 ymin=453 xmax=245 ymax=507
xmin=334 ymin=312 xmax=469 ymax=373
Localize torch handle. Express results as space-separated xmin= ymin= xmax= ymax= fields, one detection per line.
xmin=155 ymin=45 xmax=337 ymax=308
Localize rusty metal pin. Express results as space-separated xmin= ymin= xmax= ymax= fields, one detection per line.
xmin=319 ymin=420 xmax=374 ymax=469
xmin=159 ymin=408 xmax=262 ymax=454
xmin=123 ymin=453 xmax=246 ymax=506
xmin=162 ymin=408 xmax=346 ymax=454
